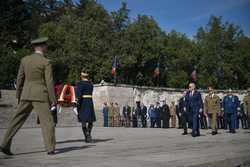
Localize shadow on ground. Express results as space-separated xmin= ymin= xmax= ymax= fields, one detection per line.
xmin=8 ymin=145 xmax=96 ymax=156
xmin=56 ymin=145 xmax=95 ymax=154
xmin=56 ymin=138 xmax=114 ymax=144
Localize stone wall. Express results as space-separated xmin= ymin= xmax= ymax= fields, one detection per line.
xmin=0 ymin=83 xmax=247 ymax=128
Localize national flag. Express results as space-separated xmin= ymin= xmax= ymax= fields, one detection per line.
xmin=112 ymin=56 xmax=117 ymax=76
xmin=191 ymin=69 xmax=197 ymax=81
xmin=154 ymin=62 xmax=160 ymax=78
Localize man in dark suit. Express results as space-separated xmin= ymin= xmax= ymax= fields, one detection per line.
xmin=161 ymin=100 xmax=170 ymax=128
xmin=155 ymin=102 xmax=162 ymax=128
xmin=185 ymin=83 xmax=203 ymax=137
xmin=141 ymin=103 xmax=147 ymax=128
xmin=179 ymin=90 xmax=189 ymax=135
xmin=123 ymin=104 xmax=131 ymax=127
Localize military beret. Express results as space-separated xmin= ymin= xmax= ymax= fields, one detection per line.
xmin=31 ymin=37 xmax=48 ymax=45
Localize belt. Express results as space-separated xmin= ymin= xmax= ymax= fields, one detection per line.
xmin=82 ymin=95 xmax=92 ymax=98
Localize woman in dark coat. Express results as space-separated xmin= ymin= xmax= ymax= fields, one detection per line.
xmin=76 ymin=70 xmax=96 ymax=143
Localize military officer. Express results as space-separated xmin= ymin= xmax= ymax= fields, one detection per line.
xmin=170 ymin=101 xmax=177 ymax=128
xmin=204 ymin=86 xmax=220 ymax=135
xmin=123 ymin=103 xmax=131 ymax=127
xmin=222 ymin=89 xmax=240 ymax=133
xmin=0 ymin=37 xmax=57 ymax=155
xmin=102 ymin=102 xmax=109 ymax=127
xmin=243 ymin=88 xmax=250 ymax=128
xmin=76 ymin=70 xmax=96 ymax=143
xmin=238 ymin=102 xmax=247 ymax=129
xmin=108 ymin=102 xmax=115 ymax=127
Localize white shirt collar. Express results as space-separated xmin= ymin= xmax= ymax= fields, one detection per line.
xmin=35 ymin=50 xmax=44 ymax=55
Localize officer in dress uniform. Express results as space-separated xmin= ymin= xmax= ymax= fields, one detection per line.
xmin=170 ymin=101 xmax=177 ymax=128
xmin=123 ymin=104 xmax=131 ymax=127
xmin=155 ymin=102 xmax=162 ymax=128
xmin=102 ymin=102 xmax=109 ymax=127
xmin=243 ymin=88 xmax=250 ymax=129
xmin=204 ymin=86 xmax=220 ymax=135
xmin=76 ymin=70 xmax=96 ymax=143
xmin=0 ymin=37 xmax=56 ymax=155
xmin=222 ymin=89 xmax=240 ymax=133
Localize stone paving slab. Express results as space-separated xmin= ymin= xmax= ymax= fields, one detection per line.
xmin=0 ymin=127 xmax=250 ymax=167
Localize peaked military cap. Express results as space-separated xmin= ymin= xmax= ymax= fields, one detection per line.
xmin=31 ymin=37 xmax=48 ymax=45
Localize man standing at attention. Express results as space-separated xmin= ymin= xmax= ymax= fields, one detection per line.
xmin=186 ymin=82 xmax=203 ymax=137
xmin=0 ymin=37 xmax=57 ymax=155
xmin=222 ymin=89 xmax=240 ymax=133
xmin=204 ymin=86 xmax=220 ymax=135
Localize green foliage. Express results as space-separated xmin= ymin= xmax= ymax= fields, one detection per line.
xmin=0 ymin=1 xmax=250 ymax=89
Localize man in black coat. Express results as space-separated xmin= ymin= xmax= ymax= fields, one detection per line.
xmin=123 ymin=104 xmax=131 ymax=127
xmin=179 ymin=90 xmax=189 ymax=135
xmin=155 ymin=102 xmax=162 ymax=128
xmin=161 ymin=101 xmax=170 ymax=128
xmin=141 ymin=103 xmax=147 ymax=128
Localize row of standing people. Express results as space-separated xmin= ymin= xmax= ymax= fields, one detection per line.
xmin=102 ymin=83 xmax=250 ymax=137
xmin=102 ymin=100 xmax=197 ymax=129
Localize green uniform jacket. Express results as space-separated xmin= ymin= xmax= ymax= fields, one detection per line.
xmin=243 ymin=95 xmax=250 ymax=116
xmin=204 ymin=94 xmax=220 ymax=114
xmin=16 ymin=53 xmax=56 ymax=103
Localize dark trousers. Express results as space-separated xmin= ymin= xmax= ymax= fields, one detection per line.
xmin=217 ymin=115 xmax=224 ymax=129
xmin=132 ymin=117 xmax=137 ymax=127
xmin=103 ymin=116 xmax=108 ymax=127
xmin=200 ymin=113 xmax=207 ymax=129
xmin=188 ymin=113 xmax=193 ymax=128
xmin=248 ymin=115 xmax=250 ymax=129
xmin=192 ymin=113 xmax=200 ymax=136
xmin=237 ymin=114 xmax=247 ymax=129
xmin=225 ymin=113 xmax=237 ymax=132
xmin=177 ymin=114 xmax=182 ymax=128
xmin=150 ymin=118 xmax=156 ymax=128
xmin=156 ymin=118 xmax=161 ymax=128
xmin=162 ymin=116 xmax=170 ymax=128
xmin=141 ymin=116 xmax=147 ymax=128
xmin=182 ymin=112 xmax=189 ymax=133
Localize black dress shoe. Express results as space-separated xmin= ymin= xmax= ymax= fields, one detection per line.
xmin=212 ymin=131 xmax=217 ymax=135
xmin=182 ymin=132 xmax=188 ymax=135
xmin=47 ymin=151 xmax=55 ymax=155
xmin=0 ymin=147 xmax=14 ymax=156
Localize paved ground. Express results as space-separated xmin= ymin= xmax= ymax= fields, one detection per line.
xmin=0 ymin=127 xmax=250 ymax=167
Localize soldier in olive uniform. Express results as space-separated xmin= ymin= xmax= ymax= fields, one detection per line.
xmin=108 ymin=102 xmax=115 ymax=127
xmin=204 ymin=86 xmax=220 ymax=135
xmin=243 ymin=88 xmax=250 ymax=128
xmin=0 ymin=37 xmax=57 ymax=155
xmin=170 ymin=101 xmax=177 ymax=128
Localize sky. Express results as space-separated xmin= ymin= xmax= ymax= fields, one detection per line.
xmin=96 ymin=0 xmax=250 ymax=38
